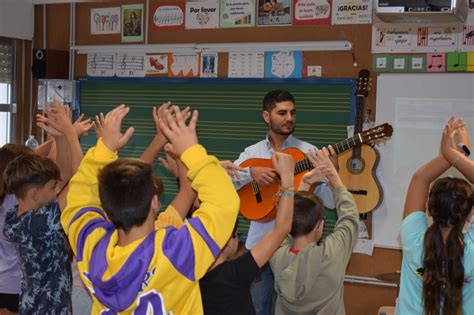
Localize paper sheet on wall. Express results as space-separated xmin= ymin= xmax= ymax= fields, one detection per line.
xmin=228 ymin=52 xmax=264 ymax=78
xmin=292 ymin=0 xmax=332 ymax=26
xmin=169 ymin=53 xmax=200 ymax=77
xmin=116 ymin=54 xmax=146 ymax=77
xmin=332 ymin=0 xmax=371 ymax=25
xmin=185 ymin=0 xmax=220 ymax=29
xmin=353 ymin=238 xmax=374 ymax=256
xmin=145 ymin=54 xmax=168 ymax=75
xmin=372 ymin=23 xmax=461 ymax=53
xmin=200 ymin=53 xmax=218 ymax=77
xmin=220 ymin=0 xmax=255 ymax=28
xmin=264 ymin=51 xmax=302 ymax=78
xmin=90 ymin=7 xmax=121 ymax=34
xmin=87 ymin=53 xmax=116 ymax=77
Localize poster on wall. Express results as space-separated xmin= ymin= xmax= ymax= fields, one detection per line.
xmin=417 ymin=26 xmax=457 ymax=47
xmin=200 ymin=53 xmax=218 ymax=77
xmin=116 ymin=54 xmax=146 ymax=77
xmin=90 ymin=7 xmax=121 ymax=34
xmin=87 ymin=53 xmax=116 ymax=77
xmin=292 ymin=0 xmax=331 ymax=26
xmin=331 ymin=0 xmax=371 ymax=25
xmin=257 ymin=0 xmax=292 ymax=26
xmin=145 ymin=54 xmax=168 ymax=75
xmin=185 ymin=0 xmax=220 ymax=29
xmin=220 ymin=0 xmax=255 ymax=28
xmin=121 ymin=4 xmax=144 ymax=42
xmin=228 ymin=52 xmax=265 ymax=78
xmin=169 ymin=53 xmax=200 ymax=77
xmin=264 ymin=51 xmax=302 ymax=78
xmin=151 ymin=2 xmax=185 ymax=30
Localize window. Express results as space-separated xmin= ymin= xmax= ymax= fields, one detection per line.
xmin=0 ymin=38 xmax=14 ymax=147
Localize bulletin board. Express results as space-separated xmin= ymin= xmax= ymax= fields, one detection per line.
xmin=78 ymin=77 xmax=355 ymax=238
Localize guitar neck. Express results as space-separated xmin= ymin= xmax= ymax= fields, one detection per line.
xmin=294 ymin=133 xmax=365 ymax=175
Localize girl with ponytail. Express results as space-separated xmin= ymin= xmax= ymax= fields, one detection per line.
xmin=396 ymin=116 xmax=474 ymax=315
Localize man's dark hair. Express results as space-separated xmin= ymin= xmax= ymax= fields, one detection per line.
xmin=263 ymin=90 xmax=295 ymax=112
xmin=98 ymin=158 xmax=156 ymax=233
xmin=290 ymin=191 xmax=324 ymax=238
xmin=5 ymin=154 xmax=60 ymax=199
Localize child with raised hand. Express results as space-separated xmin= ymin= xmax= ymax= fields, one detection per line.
xmin=2 ymin=100 xmax=77 ymax=314
xmin=396 ymin=118 xmax=474 ymax=315
xmin=200 ymin=151 xmax=294 ymax=315
xmin=270 ymin=147 xmax=359 ymax=315
xmin=61 ymin=104 xmax=240 ymax=314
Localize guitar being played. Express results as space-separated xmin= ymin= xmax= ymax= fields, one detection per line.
xmin=236 ymin=123 xmax=393 ymax=220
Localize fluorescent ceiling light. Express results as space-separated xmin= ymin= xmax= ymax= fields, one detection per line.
xmin=72 ymin=41 xmax=352 ymax=54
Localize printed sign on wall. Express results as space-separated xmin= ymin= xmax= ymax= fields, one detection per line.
xmin=91 ymin=7 xmax=121 ymax=35
xmin=332 ymin=0 xmax=371 ymax=25
xmin=220 ymin=0 xmax=255 ymax=28
xmin=185 ymin=0 xmax=220 ymax=29
xmin=293 ymin=0 xmax=331 ymax=26
xmin=151 ymin=3 xmax=185 ymax=30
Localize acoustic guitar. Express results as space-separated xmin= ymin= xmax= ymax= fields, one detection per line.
xmin=338 ymin=69 xmax=383 ymax=213
xmin=238 ymin=123 xmax=393 ymax=221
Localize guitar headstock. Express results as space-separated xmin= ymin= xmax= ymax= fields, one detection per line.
xmin=360 ymin=123 xmax=393 ymax=146
xmin=356 ymin=69 xmax=371 ymax=97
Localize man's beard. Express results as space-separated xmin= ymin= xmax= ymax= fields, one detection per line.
xmin=270 ymin=121 xmax=295 ymax=135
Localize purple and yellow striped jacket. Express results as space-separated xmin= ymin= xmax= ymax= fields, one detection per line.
xmin=61 ymin=139 xmax=240 ymax=314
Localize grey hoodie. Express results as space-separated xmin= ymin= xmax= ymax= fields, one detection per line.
xmin=270 ymin=186 xmax=359 ymax=315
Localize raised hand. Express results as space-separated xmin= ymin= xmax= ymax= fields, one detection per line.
xmin=303 ymin=148 xmax=328 ymax=186
xmin=36 ymin=100 xmax=75 ymax=137
xmin=101 ymin=104 xmax=135 ymax=152
xmin=72 ymin=114 xmax=93 ymax=138
xmin=158 ymin=105 xmax=198 ymax=157
xmin=93 ymin=112 xmax=105 ymax=139
xmin=310 ymin=147 xmax=343 ymax=189
xmin=219 ymin=160 xmax=245 ymax=179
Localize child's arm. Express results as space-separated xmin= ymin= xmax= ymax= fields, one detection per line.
xmin=313 ymin=148 xmax=359 ymax=260
xmin=37 ymin=102 xmax=89 ymax=210
xmin=158 ymin=106 xmax=240 ymax=280
xmin=140 ymin=104 xmax=169 ymax=164
xmin=170 ymin=148 xmax=196 ymax=220
xmin=250 ymin=152 xmax=294 ymax=267
xmin=155 ymin=144 xmax=196 ymax=230
xmin=61 ymin=105 xmax=134 ymax=254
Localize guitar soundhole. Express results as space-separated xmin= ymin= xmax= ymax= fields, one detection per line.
xmin=347 ymin=158 xmax=365 ymax=175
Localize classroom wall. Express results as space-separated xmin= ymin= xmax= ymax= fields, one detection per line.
xmin=33 ymin=2 xmax=399 ymax=314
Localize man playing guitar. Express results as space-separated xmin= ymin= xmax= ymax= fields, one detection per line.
xmin=232 ymin=90 xmax=338 ymax=315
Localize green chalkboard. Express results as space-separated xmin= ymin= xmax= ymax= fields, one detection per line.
xmin=78 ymin=78 xmax=355 ymax=239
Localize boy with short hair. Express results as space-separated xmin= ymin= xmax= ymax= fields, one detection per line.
xmin=61 ymin=104 xmax=240 ymax=314
xmin=270 ymin=147 xmax=359 ymax=315
xmin=3 ymin=152 xmax=72 ymax=314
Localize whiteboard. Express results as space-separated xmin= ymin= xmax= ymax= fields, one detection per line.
xmin=373 ymin=73 xmax=474 ymax=249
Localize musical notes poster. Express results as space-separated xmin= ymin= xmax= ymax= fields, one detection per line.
xmin=116 ymin=54 xmax=146 ymax=77
xmin=87 ymin=53 xmax=116 ymax=77
xmin=150 ymin=2 xmax=185 ymax=30
xmin=372 ymin=23 xmax=461 ymax=53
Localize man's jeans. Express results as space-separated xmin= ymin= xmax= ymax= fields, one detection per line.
xmin=250 ymin=263 xmax=275 ymax=315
